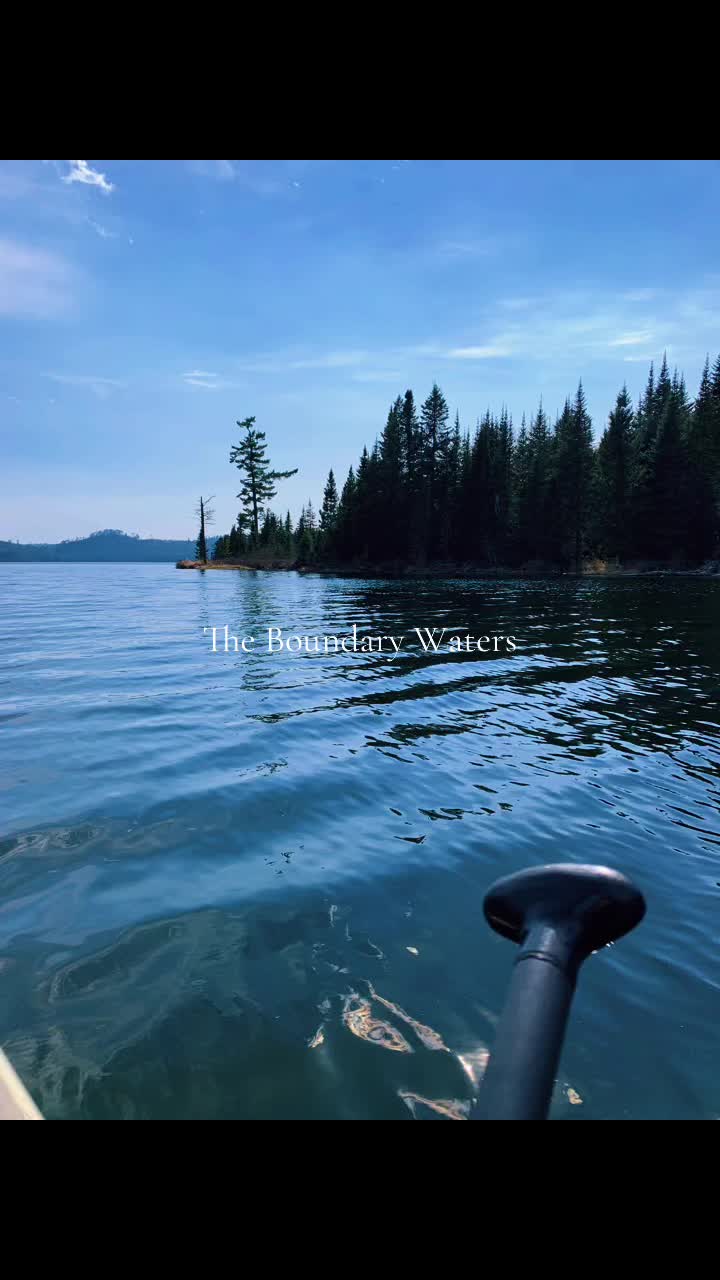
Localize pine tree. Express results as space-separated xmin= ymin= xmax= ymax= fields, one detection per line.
xmin=284 ymin=511 xmax=294 ymax=555
xmin=511 ymin=416 xmax=531 ymax=562
xmin=656 ymin=354 xmax=672 ymax=413
xmin=634 ymin=355 xmax=678 ymax=552
xmin=596 ymin=386 xmax=633 ymax=559
xmin=631 ymin=364 xmax=658 ymax=557
xmin=353 ymin=447 xmax=374 ymax=560
xmin=421 ymin=384 xmax=450 ymax=478
xmin=648 ymin=373 xmax=690 ymax=560
xmin=230 ymin=417 xmax=297 ymax=545
xmin=452 ymin=429 xmax=473 ymax=560
xmin=467 ymin=414 xmax=495 ymax=562
xmin=523 ymin=403 xmax=554 ymax=562
xmin=553 ymin=385 xmax=594 ymax=569
xmin=401 ymin=389 xmax=423 ymax=560
xmin=320 ymin=469 xmax=339 ymax=533
xmin=295 ymin=502 xmax=317 ymax=562
xmin=378 ymin=398 xmax=406 ymax=559
xmin=711 ymin=353 xmax=720 ymax=499
xmin=260 ymin=509 xmax=283 ymax=550
xmin=494 ymin=408 xmax=514 ymax=562
xmin=420 ymin=383 xmax=450 ymax=557
xmin=686 ymin=357 xmax=720 ymax=560
xmin=438 ymin=410 xmax=461 ymax=559
xmin=331 ymin=466 xmax=357 ymax=561
xmin=401 ymin=389 xmax=420 ymax=479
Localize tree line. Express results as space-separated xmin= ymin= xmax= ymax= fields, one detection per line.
xmin=211 ymin=354 xmax=720 ymax=569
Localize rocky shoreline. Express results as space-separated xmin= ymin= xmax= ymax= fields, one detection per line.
xmin=177 ymin=560 xmax=254 ymax=570
xmin=178 ymin=558 xmax=720 ymax=578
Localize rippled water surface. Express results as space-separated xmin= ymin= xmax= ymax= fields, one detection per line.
xmin=1 ymin=564 xmax=719 ymax=1119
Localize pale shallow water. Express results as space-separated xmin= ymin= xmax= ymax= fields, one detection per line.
xmin=1 ymin=564 xmax=719 ymax=1119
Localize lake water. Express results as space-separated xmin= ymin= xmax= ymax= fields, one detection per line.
xmin=1 ymin=564 xmax=719 ymax=1120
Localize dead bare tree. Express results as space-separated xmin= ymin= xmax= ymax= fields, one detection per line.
xmin=195 ymin=495 xmax=215 ymax=564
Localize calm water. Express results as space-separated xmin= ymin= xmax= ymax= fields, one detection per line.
xmin=1 ymin=564 xmax=719 ymax=1120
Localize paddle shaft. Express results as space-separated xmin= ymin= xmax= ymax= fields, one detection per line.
xmin=472 ymin=941 xmax=575 ymax=1120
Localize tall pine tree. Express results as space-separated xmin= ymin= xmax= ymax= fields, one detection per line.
xmin=420 ymin=383 xmax=450 ymax=558
xmin=378 ymin=399 xmax=406 ymax=559
xmin=554 ymin=384 xmax=594 ymax=570
xmin=320 ymin=470 xmax=338 ymax=533
xmin=230 ymin=417 xmax=297 ymax=545
xmin=596 ymin=386 xmax=633 ymax=559
xmin=686 ymin=358 xmax=720 ymax=559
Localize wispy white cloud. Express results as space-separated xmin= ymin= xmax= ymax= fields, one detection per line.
xmin=59 ymin=160 xmax=114 ymax=194
xmin=85 ymin=217 xmax=117 ymax=240
xmin=0 ymin=164 xmax=123 ymax=239
xmin=398 ymin=285 xmax=713 ymax=369
xmin=44 ymin=373 xmax=124 ymax=399
xmin=181 ymin=282 xmax=719 ymax=395
xmin=0 ymin=238 xmax=75 ymax=318
xmin=446 ymin=345 xmax=512 ymax=360
xmin=451 ymin=283 xmax=719 ymax=366
xmin=608 ymin=331 xmax=653 ymax=347
xmin=181 ymin=370 xmax=240 ymax=390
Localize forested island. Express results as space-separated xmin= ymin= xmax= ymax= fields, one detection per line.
xmin=206 ymin=354 xmax=720 ymax=574
xmin=7 ymin=353 xmax=718 ymax=575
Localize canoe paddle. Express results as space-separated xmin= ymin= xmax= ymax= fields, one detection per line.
xmin=471 ymin=864 xmax=646 ymax=1121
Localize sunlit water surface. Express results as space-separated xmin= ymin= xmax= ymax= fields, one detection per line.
xmin=1 ymin=564 xmax=719 ymax=1119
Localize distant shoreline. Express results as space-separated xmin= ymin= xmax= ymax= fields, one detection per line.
xmin=0 ymin=530 xmax=208 ymax=564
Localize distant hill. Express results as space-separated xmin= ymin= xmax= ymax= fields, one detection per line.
xmin=0 ymin=529 xmax=217 ymax=563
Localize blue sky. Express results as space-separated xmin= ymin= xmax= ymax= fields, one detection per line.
xmin=2 ymin=158 xmax=719 ymax=542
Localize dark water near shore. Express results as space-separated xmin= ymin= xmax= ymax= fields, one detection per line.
xmin=1 ymin=564 xmax=719 ymax=1120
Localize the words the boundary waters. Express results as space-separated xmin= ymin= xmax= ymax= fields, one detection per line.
xmin=203 ymin=624 xmax=519 ymax=656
